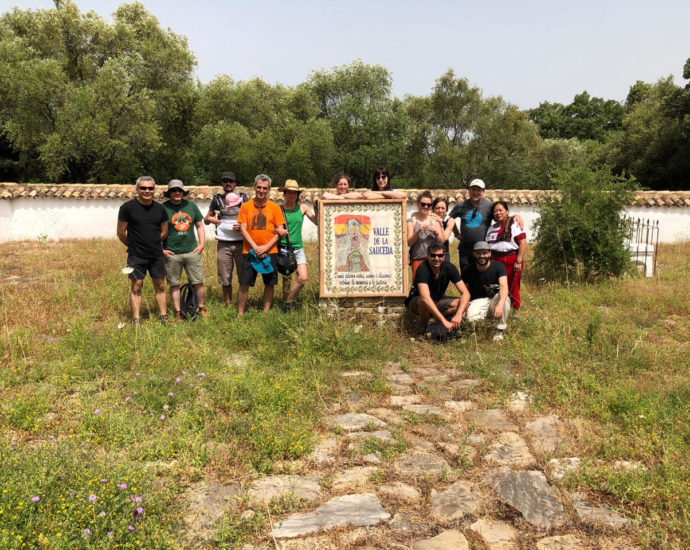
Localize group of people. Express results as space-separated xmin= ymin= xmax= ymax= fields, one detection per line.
xmin=406 ymin=178 xmax=527 ymax=341
xmin=117 ymin=171 xmax=526 ymax=340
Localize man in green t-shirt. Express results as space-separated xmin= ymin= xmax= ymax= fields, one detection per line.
xmin=162 ymin=180 xmax=209 ymax=319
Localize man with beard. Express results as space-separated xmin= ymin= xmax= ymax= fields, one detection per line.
xmin=461 ymin=241 xmax=510 ymax=342
xmin=205 ymin=171 xmax=249 ymax=306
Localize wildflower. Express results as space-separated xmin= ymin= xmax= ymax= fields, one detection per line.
xmin=132 ymin=496 xmax=142 ymax=503
xmin=163 ymin=404 xmax=169 ymax=410
xmin=135 ymin=372 xmax=140 ymax=377
xmin=31 ymin=496 xmax=40 ymax=503
xmin=135 ymin=506 xmax=145 ymax=519
xmin=100 ymin=478 xmax=108 ymax=483
xmin=197 ymin=373 xmax=206 ymax=378
xmin=77 ymin=309 xmax=83 ymax=314
xmin=48 ymin=337 xmax=55 ymax=342
xmin=119 ymin=483 xmax=128 ymax=490
xmin=98 ymin=511 xmax=106 ymax=516
xmin=125 ymin=397 xmax=131 ymax=402
xmin=175 ymin=377 xmax=181 ymax=383
xmin=128 ymin=525 xmax=135 ymax=532
xmin=89 ymin=495 xmax=97 ymax=502
xmin=160 ymin=415 xmax=166 ymax=420
xmin=107 ymin=531 xmax=114 ymax=537
xmin=168 ymin=392 xmax=175 ymax=397
xmin=181 ymin=370 xmax=186 ymax=375
xmin=83 ymin=528 xmax=92 ymax=537
xmin=94 ymin=409 xmax=101 ymax=415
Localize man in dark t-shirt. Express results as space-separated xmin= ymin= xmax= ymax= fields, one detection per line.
xmin=406 ymin=243 xmax=470 ymax=333
xmin=461 ymin=241 xmax=510 ymax=341
xmin=117 ymin=176 xmax=169 ymax=325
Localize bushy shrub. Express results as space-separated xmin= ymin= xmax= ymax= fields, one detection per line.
xmin=532 ymin=167 xmax=637 ymax=281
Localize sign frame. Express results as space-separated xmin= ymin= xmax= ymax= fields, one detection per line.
xmin=318 ymin=199 xmax=409 ymax=298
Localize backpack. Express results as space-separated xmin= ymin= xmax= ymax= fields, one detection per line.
xmin=179 ymin=282 xmax=199 ymax=321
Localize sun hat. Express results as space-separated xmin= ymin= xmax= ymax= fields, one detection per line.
xmin=164 ymin=179 xmax=189 ymax=197
xmin=468 ymin=178 xmax=486 ymax=189
xmin=224 ymin=192 xmax=242 ymax=207
xmin=249 ymin=249 xmax=274 ymax=274
xmin=278 ymin=179 xmax=304 ymax=193
xmin=473 ymin=241 xmax=491 ymax=251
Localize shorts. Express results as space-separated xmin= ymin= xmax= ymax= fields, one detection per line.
xmin=294 ymin=247 xmax=307 ymax=265
xmin=165 ymin=251 xmax=205 ymax=286
xmin=127 ymin=254 xmax=166 ymax=281
xmin=217 ymin=240 xmax=244 ymax=286
xmin=407 ymin=295 xmax=457 ymax=315
xmin=239 ymin=253 xmax=279 ymax=287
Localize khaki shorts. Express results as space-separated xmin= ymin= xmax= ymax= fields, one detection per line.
xmin=217 ymin=240 xmax=244 ymax=286
xmin=407 ymin=295 xmax=457 ymax=315
xmin=165 ymin=251 xmax=205 ymax=286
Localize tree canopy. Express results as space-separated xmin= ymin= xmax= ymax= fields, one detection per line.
xmin=0 ymin=2 xmax=687 ymax=190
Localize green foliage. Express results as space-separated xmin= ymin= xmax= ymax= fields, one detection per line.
xmin=532 ymin=167 xmax=637 ymax=281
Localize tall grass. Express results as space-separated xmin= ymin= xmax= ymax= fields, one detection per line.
xmin=1 ymin=238 xmax=688 ymax=548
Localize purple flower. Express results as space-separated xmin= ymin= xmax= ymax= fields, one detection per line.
xmin=31 ymin=496 xmax=40 ymax=502
xmin=189 ymin=383 xmax=194 ymax=388
xmin=197 ymin=373 xmax=206 ymax=378
xmin=98 ymin=511 xmax=106 ymax=516
xmin=133 ymin=391 xmax=139 ymax=395
xmin=107 ymin=531 xmax=114 ymax=537
xmin=163 ymin=404 xmax=169 ymax=411
xmin=125 ymin=396 xmax=131 ymax=402
xmin=160 ymin=414 xmax=166 ymax=420
xmin=89 ymin=494 xmax=97 ymax=502
xmin=94 ymin=409 xmax=101 ymax=415
xmin=77 ymin=309 xmax=83 ymax=314
xmin=168 ymin=392 xmax=174 ymax=397
xmin=181 ymin=370 xmax=186 ymax=375
xmin=132 ymin=496 xmax=142 ymax=503
xmin=100 ymin=478 xmax=108 ymax=483
xmin=175 ymin=377 xmax=181 ymax=383
xmin=48 ymin=337 xmax=55 ymax=342
xmin=135 ymin=506 xmax=145 ymax=518
xmin=128 ymin=525 xmax=135 ymax=532
xmin=119 ymin=483 xmax=128 ymax=490
xmin=83 ymin=528 xmax=92 ymax=536
xmin=135 ymin=372 xmax=140 ymax=377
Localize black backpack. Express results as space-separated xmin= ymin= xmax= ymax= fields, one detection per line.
xmin=179 ymin=283 xmax=199 ymax=321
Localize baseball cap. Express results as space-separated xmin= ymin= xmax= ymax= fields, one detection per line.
xmin=221 ymin=171 xmax=237 ymax=182
xmin=468 ymin=179 xmax=486 ymax=189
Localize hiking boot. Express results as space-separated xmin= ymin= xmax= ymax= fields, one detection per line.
xmin=159 ymin=315 xmax=169 ymax=326
xmin=197 ymin=306 xmax=210 ymax=318
xmin=493 ymin=330 xmax=504 ymax=342
xmin=175 ymin=310 xmax=184 ymax=321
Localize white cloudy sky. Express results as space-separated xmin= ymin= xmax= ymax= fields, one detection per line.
xmin=2 ymin=0 xmax=689 ymax=109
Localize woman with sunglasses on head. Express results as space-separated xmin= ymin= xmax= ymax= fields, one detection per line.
xmin=485 ymin=201 xmax=527 ymax=312
xmin=364 ymin=166 xmax=407 ymax=199
xmin=407 ymin=191 xmax=444 ymax=277
xmin=432 ymin=197 xmax=455 ymax=264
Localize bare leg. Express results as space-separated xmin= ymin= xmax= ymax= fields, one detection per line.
xmin=152 ymin=277 xmax=167 ymax=316
xmin=194 ymin=283 xmax=206 ymax=308
xmin=238 ymin=285 xmax=250 ymax=315
xmin=262 ymin=285 xmax=275 ymax=312
xmin=222 ymin=285 xmax=233 ymax=306
xmin=170 ymin=285 xmax=181 ymax=312
xmin=130 ymin=279 xmax=144 ymax=320
xmin=282 ymin=275 xmax=291 ymax=301
xmin=286 ymin=264 xmax=307 ymax=302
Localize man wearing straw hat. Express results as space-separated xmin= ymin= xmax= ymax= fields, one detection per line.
xmin=162 ymin=179 xmax=209 ymax=319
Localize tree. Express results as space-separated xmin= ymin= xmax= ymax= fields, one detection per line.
xmin=307 ymin=61 xmax=410 ymax=186
xmin=532 ymin=167 xmax=637 ymax=282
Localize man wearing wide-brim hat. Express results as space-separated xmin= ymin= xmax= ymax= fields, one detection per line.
xmin=162 ymin=179 xmax=209 ymax=319
xmin=277 ymin=179 xmax=317 ymax=311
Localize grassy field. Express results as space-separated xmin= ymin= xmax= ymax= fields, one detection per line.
xmin=0 ymin=238 xmax=688 ymax=548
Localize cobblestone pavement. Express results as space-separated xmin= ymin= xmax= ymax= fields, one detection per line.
xmin=185 ymin=362 xmax=638 ymax=549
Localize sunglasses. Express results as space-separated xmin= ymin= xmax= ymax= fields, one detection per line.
xmin=138 ymin=186 xmax=154 ymax=191
xmin=419 ymin=202 xmax=432 ymax=208
xmin=170 ymin=189 xmax=184 ymax=193
xmin=222 ymin=179 xmax=235 ymax=184
xmin=429 ymin=253 xmax=445 ymax=258
xmin=376 ymin=175 xmax=387 ymax=180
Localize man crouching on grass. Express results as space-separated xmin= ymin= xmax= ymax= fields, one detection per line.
xmin=117 ymin=176 xmax=169 ymax=325
xmin=406 ymin=243 xmax=470 ymax=337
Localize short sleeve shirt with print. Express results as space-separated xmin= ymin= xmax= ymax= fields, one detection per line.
xmin=461 ymin=261 xmax=507 ymax=300
xmin=485 ymin=219 xmax=526 ymax=254
xmin=410 ymin=260 xmax=462 ymax=302
xmin=118 ymin=199 xmax=168 ymax=258
xmin=209 ymin=192 xmax=249 ymax=242
xmin=449 ymin=198 xmax=494 ymax=252
xmin=237 ymin=200 xmax=286 ymax=254
xmin=163 ymin=199 xmax=203 ymax=254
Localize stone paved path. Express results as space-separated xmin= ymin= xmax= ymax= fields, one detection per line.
xmin=186 ymin=362 xmax=638 ymax=549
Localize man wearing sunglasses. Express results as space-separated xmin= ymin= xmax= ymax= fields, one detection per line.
xmin=117 ymin=176 xmax=169 ymax=325
xmin=405 ymin=243 xmax=469 ymax=336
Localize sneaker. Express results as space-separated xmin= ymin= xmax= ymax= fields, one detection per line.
xmin=159 ymin=315 xmax=169 ymax=326
xmin=175 ymin=310 xmax=184 ymax=321
xmin=197 ymin=306 xmax=210 ymax=318
xmin=493 ymin=330 xmax=504 ymax=342
xmin=281 ymin=302 xmax=295 ymax=313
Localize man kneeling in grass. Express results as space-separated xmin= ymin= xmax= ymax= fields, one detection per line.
xmin=406 ymin=243 xmax=469 ymax=337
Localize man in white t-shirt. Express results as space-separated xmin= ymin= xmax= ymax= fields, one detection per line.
xmin=204 ymin=171 xmax=249 ymax=306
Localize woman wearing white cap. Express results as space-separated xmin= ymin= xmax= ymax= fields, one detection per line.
xmin=278 ymin=179 xmax=317 ymax=311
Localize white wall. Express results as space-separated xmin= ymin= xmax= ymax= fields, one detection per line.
xmin=0 ymin=198 xmax=688 ymax=243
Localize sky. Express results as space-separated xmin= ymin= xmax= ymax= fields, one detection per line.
xmin=2 ymin=0 xmax=688 ymax=109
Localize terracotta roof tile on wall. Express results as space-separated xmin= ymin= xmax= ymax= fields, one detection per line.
xmin=0 ymin=183 xmax=689 ymax=207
